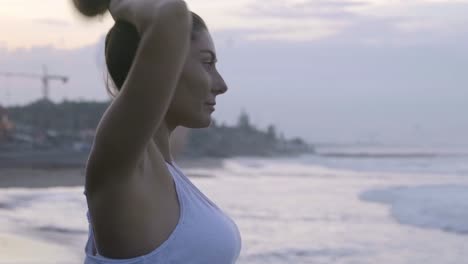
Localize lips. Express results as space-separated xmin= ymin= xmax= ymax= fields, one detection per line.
xmin=205 ymin=104 xmax=215 ymax=111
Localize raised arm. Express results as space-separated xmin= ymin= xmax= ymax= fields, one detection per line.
xmin=84 ymin=0 xmax=191 ymax=193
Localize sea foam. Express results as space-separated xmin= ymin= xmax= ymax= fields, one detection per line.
xmin=360 ymin=185 xmax=468 ymax=234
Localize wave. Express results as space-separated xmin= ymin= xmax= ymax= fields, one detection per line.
xmin=242 ymin=247 xmax=359 ymax=263
xmin=38 ymin=225 xmax=87 ymax=235
xmin=317 ymin=151 xmax=468 ymax=159
xmin=0 ymin=187 xmax=88 ymax=235
xmin=314 ymin=145 xmax=468 ymax=159
xmin=360 ymin=185 xmax=468 ymax=235
xmin=318 ymin=152 xmax=444 ymax=159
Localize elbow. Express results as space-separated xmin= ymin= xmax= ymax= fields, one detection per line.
xmin=160 ymin=0 xmax=189 ymax=14
xmin=157 ymin=0 xmax=191 ymax=30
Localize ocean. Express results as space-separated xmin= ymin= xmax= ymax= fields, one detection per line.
xmin=0 ymin=145 xmax=467 ymax=264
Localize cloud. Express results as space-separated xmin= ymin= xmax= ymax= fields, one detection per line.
xmin=1 ymin=0 xmax=467 ymax=144
xmin=2 ymin=0 xmax=468 ymax=48
xmin=239 ymin=0 xmax=366 ymax=19
xmin=209 ymin=27 xmax=468 ymax=144
xmin=206 ymin=0 xmax=468 ymax=44
xmin=0 ymin=43 xmax=108 ymax=106
xmin=1 ymin=29 xmax=467 ymax=145
xmin=33 ymin=18 xmax=71 ymax=27
xmin=222 ymin=0 xmax=362 ymax=41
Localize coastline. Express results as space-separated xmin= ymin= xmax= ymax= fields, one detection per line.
xmin=0 ymin=156 xmax=225 ymax=189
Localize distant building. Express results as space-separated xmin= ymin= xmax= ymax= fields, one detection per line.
xmin=0 ymin=105 xmax=14 ymax=142
xmin=237 ymin=109 xmax=252 ymax=130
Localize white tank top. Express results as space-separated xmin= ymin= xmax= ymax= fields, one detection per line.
xmin=83 ymin=161 xmax=242 ymax=264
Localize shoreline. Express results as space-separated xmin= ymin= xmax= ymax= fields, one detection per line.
xmin=0 ymin=157 xmax=226 ymax=189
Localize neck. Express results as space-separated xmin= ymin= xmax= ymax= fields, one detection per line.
xmin=153 ymin=119 xmax=176 ymax=165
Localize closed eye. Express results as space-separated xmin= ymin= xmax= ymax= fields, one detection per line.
xmin=203 ymin=61 xmax=216 ymax=68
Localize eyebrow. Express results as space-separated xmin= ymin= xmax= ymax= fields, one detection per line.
xmin=200 ymin=50 xmax=217 ymax=61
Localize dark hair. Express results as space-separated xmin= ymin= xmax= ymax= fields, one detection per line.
xmin=72 ymin=0 xmax=208 ymax=98
xmin=73 ymin=0 xmax=110 ymax=17
xmin=105 ymin=12 xmax=207 ymax=98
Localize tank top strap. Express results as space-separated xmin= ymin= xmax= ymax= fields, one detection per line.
xmin=166 ymin=161 xmax=221 ymax=211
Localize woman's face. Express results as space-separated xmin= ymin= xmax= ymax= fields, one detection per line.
xmin=166 ymin=29 xmax=228 ymax=129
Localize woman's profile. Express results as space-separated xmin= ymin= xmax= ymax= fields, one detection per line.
xmin=73 ymin=0 xmax=242 ymax=263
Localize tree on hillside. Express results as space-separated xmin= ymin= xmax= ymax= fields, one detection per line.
xmin=267 ymin=124 xmax=277 ymax=140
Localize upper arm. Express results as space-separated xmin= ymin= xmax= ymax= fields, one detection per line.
xmin=86 ymin=1 xmax=191 ymax=190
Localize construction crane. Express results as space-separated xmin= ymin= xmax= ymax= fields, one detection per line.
xmin=0 ymin=65 xmax=68 ymax=102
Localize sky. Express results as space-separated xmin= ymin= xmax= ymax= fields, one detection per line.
xmin=0 ymin=0 xmax=467 ymax=146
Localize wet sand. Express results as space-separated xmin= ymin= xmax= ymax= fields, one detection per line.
xmin=0 ymin=157 xmax=225 ymax=189
xmin=0 ymin=157 xmax=225 ymax=263
xmin=0 ymin=232 xmax=75 ymax=262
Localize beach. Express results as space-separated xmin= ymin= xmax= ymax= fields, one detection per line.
xmin=0 ymin=166 xmax=84 ymax=263
xmin=0 ymin=157 xmax=224 ymax=263
xmin=0 ymin=157 xmax=223 ymax=188
xmin=0 ymin=150 xmax=467 ymax=263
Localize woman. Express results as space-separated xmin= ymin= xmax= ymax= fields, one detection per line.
xmin=73 ymin=0 xmax=242 ymax=263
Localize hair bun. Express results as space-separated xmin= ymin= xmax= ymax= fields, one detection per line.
xmin=73 ymin=0 xmax=110 ymax=17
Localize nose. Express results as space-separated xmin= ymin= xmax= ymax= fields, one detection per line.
xmin=213 ymin=71 xmax=228 ymax=95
